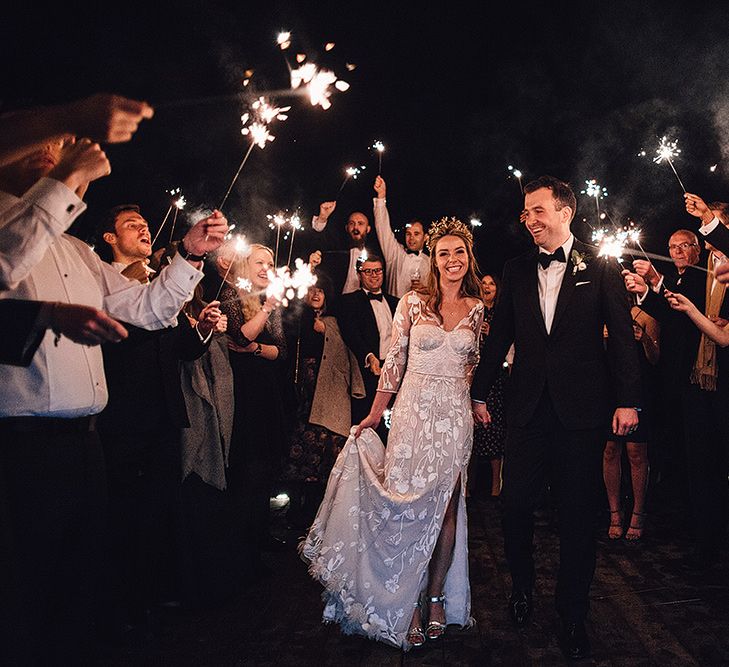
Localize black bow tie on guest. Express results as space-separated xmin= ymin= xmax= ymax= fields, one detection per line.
xmin=537 ymin=246 xmax=566 ymax=269
xmin=366 ymin=291 xmax=383 ymax=301
xmin=405 ymin=249 xmax=420 ymax=255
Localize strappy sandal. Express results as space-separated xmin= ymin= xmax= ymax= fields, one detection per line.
xmin=625 ymin=511 xmax=646 ymax=541
xmin=425 ymin=594 xmax=446 ymax=640
xmin=406 ymin=600 xmax=426 ymax=648
xmin=608 ymin=509 xmax=624 ymax=540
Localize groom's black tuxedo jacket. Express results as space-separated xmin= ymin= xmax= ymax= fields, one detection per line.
xmin=472 ymin=238 xmax=641 ymax=430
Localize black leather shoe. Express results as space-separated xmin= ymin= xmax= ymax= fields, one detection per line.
xmin=508 ymin=590 xmax=532 ymax=627
xmin=560 ymin=620 xmax=591 ymax=660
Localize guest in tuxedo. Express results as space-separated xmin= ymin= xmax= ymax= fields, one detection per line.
xmin=338 ymin=255 xmax=399 ymax=442
xmin=471 ymin=175 xmax=641 ymax=660
xmin=306 ymin=199 xmax=381 ymax=304
xmin=95 ymin=205 xmax=221 ymax=635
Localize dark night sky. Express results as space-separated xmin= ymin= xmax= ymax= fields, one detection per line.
xmin=3 ymin=1 xmax=729 ymax=275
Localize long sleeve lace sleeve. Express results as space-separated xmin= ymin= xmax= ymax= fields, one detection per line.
xmin=377 ymin=291 xmax=416 ymax=394
xmin=465 ymin=303 xmax=485 ymax=386
xmin=219 ymin=285 xmax=250 ymax=347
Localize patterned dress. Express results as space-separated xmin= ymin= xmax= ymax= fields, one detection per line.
xmin=300 ymin=291 xmax=484 ymax=648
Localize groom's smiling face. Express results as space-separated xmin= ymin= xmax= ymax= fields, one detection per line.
xmin=523 ymin=187 xmax=573 ymax=252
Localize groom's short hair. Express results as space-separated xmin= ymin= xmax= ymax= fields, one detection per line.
xmin=524 ymin=176 xmax=576 ymax=222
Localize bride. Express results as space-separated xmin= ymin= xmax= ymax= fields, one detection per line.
xmin=300 ymin=217 xmax=486 ymax=649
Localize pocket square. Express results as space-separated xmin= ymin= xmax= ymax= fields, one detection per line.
xmin=575 ymin=281 xmax=591 ymax=286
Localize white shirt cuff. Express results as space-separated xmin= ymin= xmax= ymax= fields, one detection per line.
xmin=24 ymin=177 xmax=87 ymax=233
xmin=312 ymin=215 xmax=326 ymax=232
xmin=699 ymin=216 xmax=720 ymax=236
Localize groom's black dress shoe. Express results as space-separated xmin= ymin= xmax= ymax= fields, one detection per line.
xmin=508 ymin=590 xmax=532 ymax=627
xmin=560 ymin=620 xmax=591 ymax=660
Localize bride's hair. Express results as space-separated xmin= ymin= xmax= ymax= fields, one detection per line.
xmin=421 ymin=217 xmax=483 ymax=318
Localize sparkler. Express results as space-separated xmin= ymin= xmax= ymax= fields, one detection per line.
xmin=218 ymin=97 xmax=291 ymax=211
xmin=508 ymin=165 xmax=524 ymax=194
xmin=267 ymin=213 xmax=287 ymax=266
xmin=372 ymin=140 xmax=385 ymax=174
xmin=213 ymin=235 xmax=250 ymax=301
xmin=151 ymin=188 xmax=185 ymax=248
xmin=168 ymin=193 xmax=187 ymax=244
xmin=470 ymin=218 xmax=482 ymax=227
xmin=286 ymin=214 xmax=303 ymax=267
xmin=580 ymin=179 xmax=608 ymax=225
xmin=338 ymin=165 xmax=366 ymax=194
xmin=652 ymin=136 xmax=686 ymax=193
xmin=235 ymin=276 xmax=252 ymax=292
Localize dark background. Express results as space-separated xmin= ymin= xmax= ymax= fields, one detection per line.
xmin=2 ymin=1 xmax=729 ymax=276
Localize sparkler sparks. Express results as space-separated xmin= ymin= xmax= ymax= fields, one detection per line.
xmin=277 ymin=31 xmax=291 ymax=50
xmin=290 ymin=62 xmax=349 ymax=110
xmin=338 ymin=165 xmax=366 ymax=194
xmin=265 ymin=258 xmax=318 ymax=307
xmin=214 ymin=235 xmax=251 ymax=301
xmin=151 ymin=187 xmax=185 ymax=248
xmin=580 ymin=179 xmax=608 ymax=228
xmin=219 ymin=97 xmax=291 ymax=211
xmin=235 ymin=277 xmax=252 ymax=292
xmin=470 ymin=218 xmax=482 ymax=227
xmin=651 ymin=135 xmax=687 ymax=192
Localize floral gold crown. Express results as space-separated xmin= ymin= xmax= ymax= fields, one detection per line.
xmin=426 ymin=216 xmax=473 ymax=253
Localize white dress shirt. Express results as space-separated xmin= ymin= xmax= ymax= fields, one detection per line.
xmin=0 ymin=178 xmax=203 ymax=418
xmin=363 ymin=290 xmax=394 ymax=361
xmin=372 ymin=198 xmax=430 ymax=298
xmin=537 ymin=235 xmax=574 ymax=334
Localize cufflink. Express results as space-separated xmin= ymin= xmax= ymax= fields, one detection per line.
xmin=66 ymin=204 xmax=75 ymax=213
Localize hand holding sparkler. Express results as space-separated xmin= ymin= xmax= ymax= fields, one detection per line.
xmin=684 ymin=193 xmax=716 ymax=227
xmin=195 ymin=300 xmax=223 ymax=337
xmin=63 ymin=93 xmax=154 ymax=144
xmin=373 ymin=175 xmax=386 ymax=199
xmin=121 ymin=259 xmax=153 ymax=284
xmin=318 ymin=201 xmax=336 ymax=222
xmin=308 ymin=250 xmax=322 ymax=268
xmin=622 ymin=269 xmax=649 ymax=297
xmin=631 ymin=259 xmax=661 ymax=288
xmin=182 ymin=210 xmax=229 ymax=260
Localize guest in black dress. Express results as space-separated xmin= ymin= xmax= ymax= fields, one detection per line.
xmin=219 ymin=243 xmax=287 ymax=575
xmin=603 ymin=303 xmax=659 ymax=540
xmin=470 ymin=274 xmax=508 ymax=498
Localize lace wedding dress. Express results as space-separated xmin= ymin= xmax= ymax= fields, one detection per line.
xmin=300 ymin=291 xmax=484 ymax=648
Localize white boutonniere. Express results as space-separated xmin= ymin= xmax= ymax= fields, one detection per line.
xmin=570 ymin=249 xmax=588 ymax=276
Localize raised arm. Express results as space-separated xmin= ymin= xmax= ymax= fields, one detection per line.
xmin=372 ymin=176 xmax=405 ymax=268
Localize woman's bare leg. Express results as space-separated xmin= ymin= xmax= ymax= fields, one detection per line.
xmin=626 ymin=442 xmax=649 ymax=539
xmin=603 ymin=440 xmax=624 ymax=538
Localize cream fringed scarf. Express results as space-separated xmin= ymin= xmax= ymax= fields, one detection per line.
xmin=691 ymin=253 xmax=727 ymax=391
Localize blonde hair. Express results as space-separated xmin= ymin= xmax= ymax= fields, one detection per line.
xmin=421 ymin=218 xmax=482 ymax=317
xmin=234 ymin=243 xmax=274 ymax=322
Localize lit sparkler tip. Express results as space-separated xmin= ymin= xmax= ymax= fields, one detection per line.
xmin=358 ymin=249 xmax=369 ymax=263
xmin=653 ymin=135 xmax=681 ymax=164
xmin=277 ymin=31 xmax=291 ymax=49
xmin=174 ymin=195 xmax=186 ymax=210
xmin=470 ymin=218 xmax=482 ymax=227
xmin=372 ymin=140 xmax=385 ymax=153
xmin=325 ymin=42 xmax=335 ymax=51
xmin=296 ymin=53 xmax=306 ymax=64
xmin=710 ymin=164 xmax=718 ymax=173
xmin=235 ymin=277 xmax=252 ymax=292
xmin=512 ymin=169 xmax=522 ymax=179
xmin=581 ymin=179 xmax=608 ymax=199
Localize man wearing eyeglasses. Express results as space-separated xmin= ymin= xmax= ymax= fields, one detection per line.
xmin=338 ymin=256 xmax=398 ymax=439
xmin=624 ymin=208 xmax=729 ymax=570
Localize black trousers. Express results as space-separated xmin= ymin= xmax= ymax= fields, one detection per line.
xmin=681 ymin=384 xmax=729 ymax=553
xmin=0 ymin=418 xmax=106 ymax=666
xmin=98 ymin=428 xmax=182 ymax=624
xmin=502 ymin=391 xmax=605 ymax=622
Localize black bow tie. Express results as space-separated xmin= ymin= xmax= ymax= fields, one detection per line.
xmin=405 ymin=249 xmax=420 ymax=256
xmin=366 ymin=291 xmax=383 ymax=301
xmin=537 ymin=246 xmax=566 ymax=269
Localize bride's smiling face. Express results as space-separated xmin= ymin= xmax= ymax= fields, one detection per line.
xmin=434 ymin=235 xmax=468 ymax=283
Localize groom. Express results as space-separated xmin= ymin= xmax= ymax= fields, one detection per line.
xmin=471 ymin=176 xmax=641 ymax=660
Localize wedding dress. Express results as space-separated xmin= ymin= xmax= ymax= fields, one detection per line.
xmin=300 ymin=291 xmax=484 ymax=648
